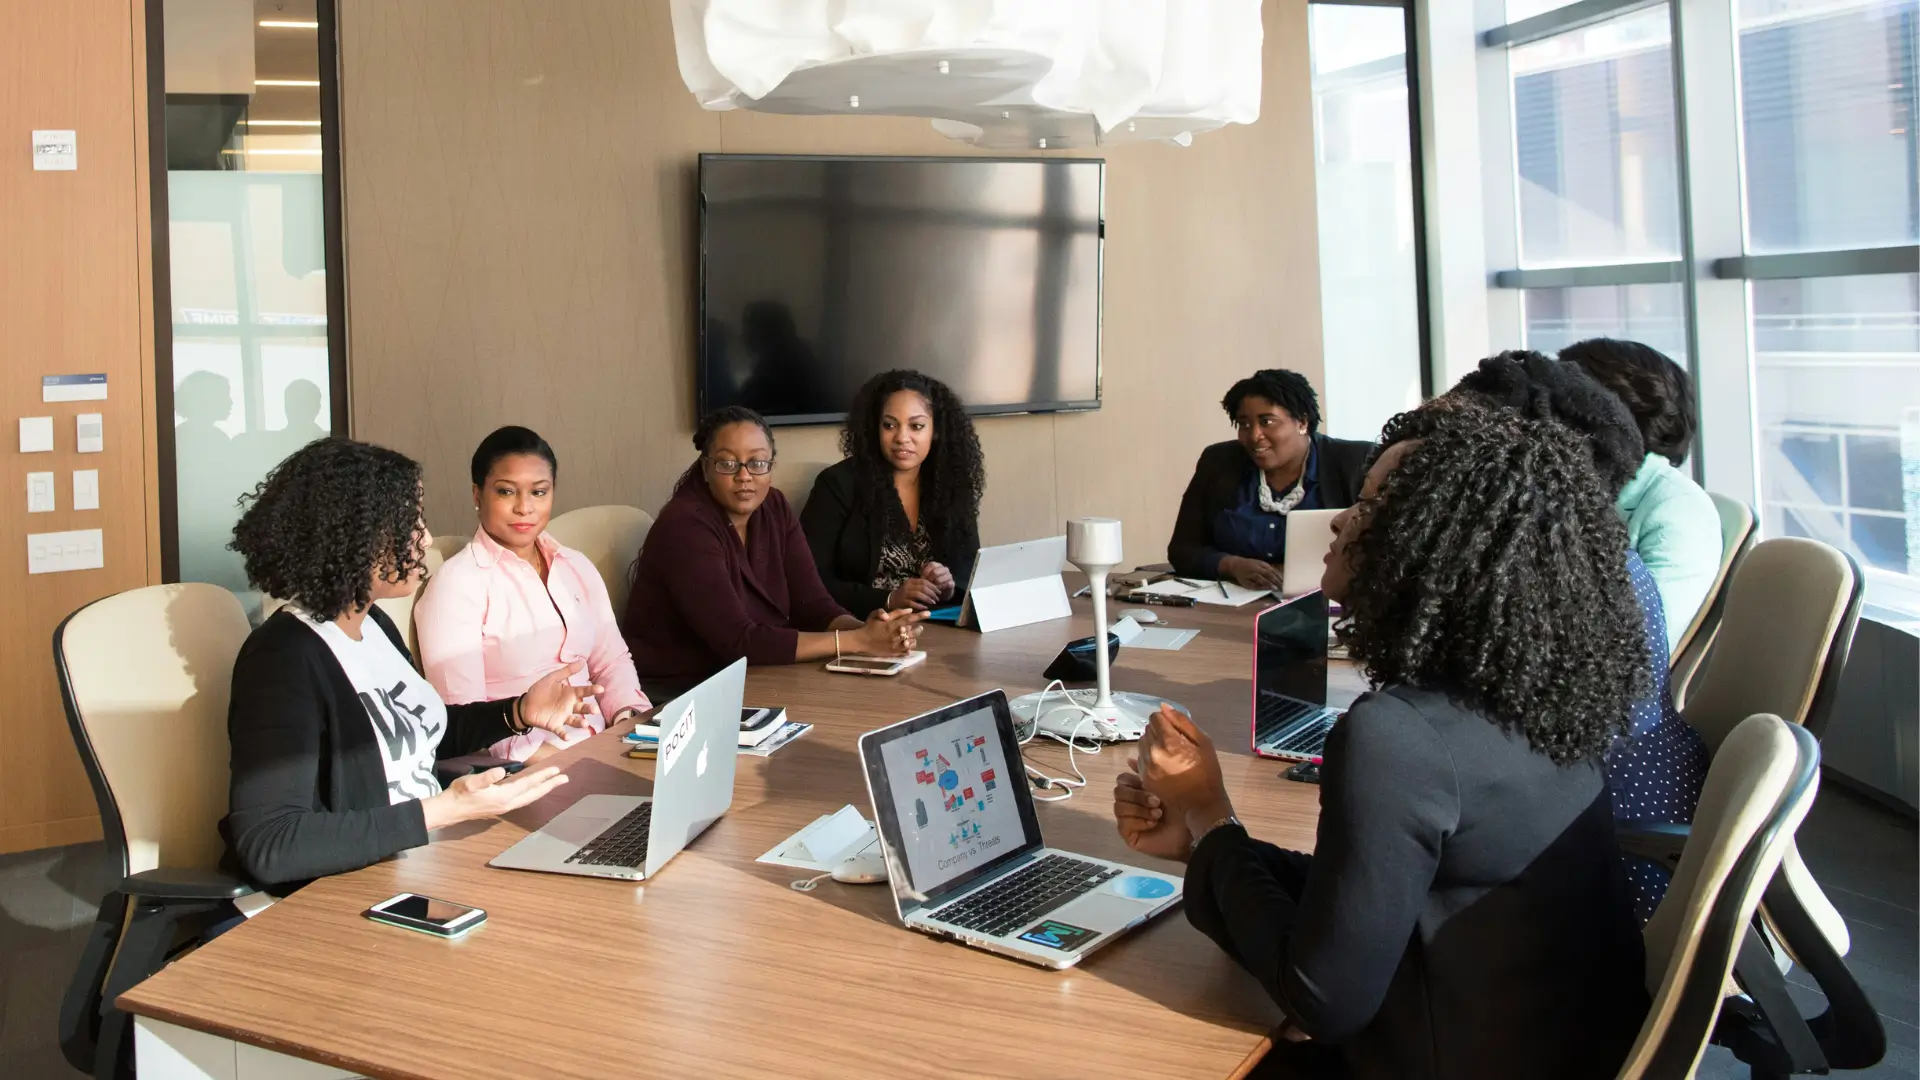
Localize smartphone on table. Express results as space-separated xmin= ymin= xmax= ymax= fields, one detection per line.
xmin=825 ymin=651 xmax=927 ymax=677
xmin=362 ymin=893 xmax=486 ymax=939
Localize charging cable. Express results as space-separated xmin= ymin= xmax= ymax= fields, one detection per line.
xmin=1019 ymin=680 xmax=1111 ymax=802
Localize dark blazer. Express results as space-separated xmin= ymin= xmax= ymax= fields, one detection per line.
xmin=221 ymin=607 xmax=519 ymax=895
xmin=1185 ymin=685 xmax=1648 ymax=1080
xmin=625 ymin=481 xmax=850 ymax=685
xmin=799 ymin=458 xmax=981 ymax=615
xmin=1167 ymin=434 xmax=1372 ymax=578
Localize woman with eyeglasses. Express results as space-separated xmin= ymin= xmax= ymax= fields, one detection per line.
xmin=624 ymin=406 xmax=926 ymax=700
xmin=1168 ymin=370 xmax=1373 ymax=591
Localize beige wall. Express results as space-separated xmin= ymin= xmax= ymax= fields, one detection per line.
xmin=1 ymin=0 xmax=160 ymax=853
xmin=339 ymin=1 xmax=1323 ymax=562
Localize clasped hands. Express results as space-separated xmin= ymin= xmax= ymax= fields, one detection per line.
xmin=885 ymin=560 xmax=957 ymax=611
xmin=1113 ymin=704 xmax=1237 ymax=863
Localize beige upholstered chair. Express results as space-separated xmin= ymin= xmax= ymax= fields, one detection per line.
xmin=1615 ymin=715 xmax=1817 ymax=1079
xmin=56 ymin=584 xmax=257 ymax=1076
xmin=545 ymin=504 xmax=654 ymax=617
xmin=431 ymin=531 xmax=470 ymax=563
xmin=1669 ymin=493 xmax=1756 ymax=707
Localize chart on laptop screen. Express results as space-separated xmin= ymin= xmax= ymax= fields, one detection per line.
xmin=879 ymin=707 xmax=1024 ymax=892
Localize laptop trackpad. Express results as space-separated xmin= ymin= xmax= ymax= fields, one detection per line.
xmin=545 ymin=813 xmax=614 ymax=848
xmin=1044 ymin=892 xmax=1148 ymax=933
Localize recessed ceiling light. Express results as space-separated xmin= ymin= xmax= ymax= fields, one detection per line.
xmin=239 ymin=119 xmax=323 ymax=127
xmin=255 ymin=79 xmax=321 ymax=87
xmin=259 ymin=20 xmax=318 ymax=29
xmin=222 ymin=148 xmax=322 ymax=155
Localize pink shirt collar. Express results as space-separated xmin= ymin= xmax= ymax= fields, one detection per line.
xmin=466 ymin=525 xmax=563 ymax=571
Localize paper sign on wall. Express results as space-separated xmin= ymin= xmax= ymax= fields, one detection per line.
xmin=44 ymin=374 xmax=107 ymax=402
xmin=32 ymin=130 xmax=76 ymax=171
xmin=659 ymin=703 xmax=697 ymax=776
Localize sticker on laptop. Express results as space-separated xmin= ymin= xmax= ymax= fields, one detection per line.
xmin=1018 ymin=919 xmax=1101 ymax=952
xmin=659 ymin=703 xmax=696 ymax=776
xmin=1111 ymin=875 xmax=1176 ymax=900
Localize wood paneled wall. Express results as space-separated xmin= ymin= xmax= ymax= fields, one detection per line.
xmin=339 ymin=2 xmax=1323 ymax=559
xmin=0 ymin=0 xmax=160 ymax=853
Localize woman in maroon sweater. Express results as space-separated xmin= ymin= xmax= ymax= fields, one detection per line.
xmin=625 ymin=407 xmax=925 ymax=698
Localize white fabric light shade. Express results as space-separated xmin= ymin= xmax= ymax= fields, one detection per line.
xmin=670 ymin=0 xmax=1263 ymax=148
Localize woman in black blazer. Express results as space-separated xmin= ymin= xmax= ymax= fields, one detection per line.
xmin=222 ymin=438 xmax=598 ymax=894
xmin=1168 ymin=369 xmax=1372 ymax=590
xmin=802 ymin=370 xmax=984 ymax=613
xmin=1118 ymin=402 xmax=1650 ymax=1079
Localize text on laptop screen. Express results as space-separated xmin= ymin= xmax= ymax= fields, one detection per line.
xmin=876 ymin=705 xmax=1025 ymax=895
xmin=1257 ymin=591 xmax=1329 ymax=706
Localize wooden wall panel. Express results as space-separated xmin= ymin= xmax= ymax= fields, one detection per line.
xmin=340 ymin=1 xmax=1322 ymax=568
xmin=0 ymin=0 xmax=158 ymax=853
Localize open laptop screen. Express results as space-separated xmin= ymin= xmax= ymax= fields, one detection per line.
xmin=861 ymin=691 xmax=1043 ymax=910
xmin=1256 ymin=590 xmax=1330 ymax=707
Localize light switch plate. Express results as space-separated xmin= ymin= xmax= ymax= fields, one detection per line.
xmin=73 ymin=469 xmax=99 ymax=511
xmin=19 ymin=416 xmax=54 ymax=453
xmin=28 ymin=528 xmax=104 ymax=574
xmin=77 ymin=413 xmax=103 ymax=453
xmin=27 ymin=471 xmax=55 ymax=513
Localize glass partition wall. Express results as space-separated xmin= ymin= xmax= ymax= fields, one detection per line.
xmin=153 ymin=0 xmax=345 ymax=612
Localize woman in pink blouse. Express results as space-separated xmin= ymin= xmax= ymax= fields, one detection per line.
xmin=415 ymin=427 xmax=649 ymax=762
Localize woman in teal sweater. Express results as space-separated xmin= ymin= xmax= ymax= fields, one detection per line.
xmin=1564 ymin=338 xmax=1723 ymax=648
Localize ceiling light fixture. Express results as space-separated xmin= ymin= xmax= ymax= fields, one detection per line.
xmin=221 ymin=148 xmax=322 ymax=155
xmin=255 ymin=79 xmax=320 ymax=87
xmin=238 ymin=119 xmax=323 ymax=127
xmin=258 ymin=20 xmax=319 ymax=29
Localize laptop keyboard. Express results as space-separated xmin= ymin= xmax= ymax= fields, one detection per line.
xmin=1255 ymin=695 xmax=1337 ymax=757
xmin=932 ymin=854 xmax=1120 ymax=938
xmin=564 ymin=804 xmax=652 ymax=869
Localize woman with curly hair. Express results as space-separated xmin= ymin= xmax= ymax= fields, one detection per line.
xmin=223 ymin=438 xmax=598 ymax=894
xmin=1561 ymin=337 xmax=1723 ymax=645
xmin=1168 ymin=369 xmax=1373 ymax=591
xmin=801 ymin=370 xmax=984 ymax=613
xmin=1113 ymin=404 xmax=1649 ymax=1079
xmin=626 ymin=407 xmax=925 ymax=699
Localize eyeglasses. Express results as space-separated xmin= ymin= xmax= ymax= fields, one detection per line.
xmin=708 ymin=457 xmax=775 ymax=476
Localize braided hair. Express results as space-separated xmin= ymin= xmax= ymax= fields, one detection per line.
xmin=1342 ymin=402 xmax=1650 ymax=765
xmin=840 ymin=370 xmax=985 ymax=546
xmin=1448 ymin=350 xmax=1646 ymax=497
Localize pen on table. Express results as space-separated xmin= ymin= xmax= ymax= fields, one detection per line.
xmin=1219 ymin=580 xmax=1231 ymax=598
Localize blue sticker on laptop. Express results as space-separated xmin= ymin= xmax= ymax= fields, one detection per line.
xmin=1112 ymin=875 xmax=1176 ymax=900
xmin=1018 ymin=919 xmax=1100 ymax=951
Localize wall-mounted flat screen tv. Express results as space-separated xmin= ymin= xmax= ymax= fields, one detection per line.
xmin=698 ymin=154 xmax=1104 ymax=425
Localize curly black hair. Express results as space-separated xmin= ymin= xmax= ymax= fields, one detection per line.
xmin=471 ymin=425 xmax=557 ymax=486
xmin=230 ymin=437 xmax=425 ymax=623
xmin=1559 ymin=338 xmax=1697 ymax=467
xmin=674 ymin=405 xmax=776 ymax=492
xmin=840 ymin=370 xmax=985 ymax=545
xmin=1221 ymin=369 xmax=1321 ymax=437
xmin=1342 ymin=402 xmax=1650 ymax=765
xmin=1448 ymin=350 xmax=1646 ymax=497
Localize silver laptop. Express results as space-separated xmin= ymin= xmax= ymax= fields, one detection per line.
xmin=1281 ymin=508 xmax=1340 ymax=597
xmin=1250 ymin=592 xmax=1342 ymax=762
xmin=858 ymin=689 xmax=1183 ymax=970
xmin=488 ymin=659 xmax=745 ymax=881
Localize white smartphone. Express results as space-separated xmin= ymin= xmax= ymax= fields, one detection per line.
xmin=363 ymin=893 xmax=487 ymax=939
xmin=825 ymin=651 xmax=927 ymax=677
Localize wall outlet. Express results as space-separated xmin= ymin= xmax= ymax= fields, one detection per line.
xmin=27 ymin=528 xmax=104 ymax=574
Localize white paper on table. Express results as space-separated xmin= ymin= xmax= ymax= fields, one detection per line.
xmin=1109 ymin=615 xmax=1198 ymax=651
xmin=1195 ymin=582 xmax=1272 ymax=608
xmin=757 ymin=806 xmax=879 ymax=872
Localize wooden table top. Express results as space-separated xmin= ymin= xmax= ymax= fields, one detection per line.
xmin=121 ymin=594 xmax=1361 ymax=1080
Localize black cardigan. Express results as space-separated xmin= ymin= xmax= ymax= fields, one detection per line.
xmin=1167 ymin=434 xmax=1373 ymax=578
xmin=799 ymin=458 xmax=980 ymax=615
xmin=221 ymin=607 xmax=519 ymax=894
xmin=1184 ymin=686 xmax=1648 ymax=1079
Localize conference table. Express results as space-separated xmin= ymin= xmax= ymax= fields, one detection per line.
xmin=121 ymin=592 xmax=1363 ymax=1079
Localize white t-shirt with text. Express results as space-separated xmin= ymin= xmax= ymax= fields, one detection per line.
xmin=299 ymin=611 xmax=448 ymax=804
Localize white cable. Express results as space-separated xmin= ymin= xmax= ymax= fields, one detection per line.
xmin=790 ymin=872 xmax=834 ymax=892
xmin=1019 ymin=680 xmax=1110 ymax=802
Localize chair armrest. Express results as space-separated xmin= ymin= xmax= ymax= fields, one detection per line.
xmin=1616 ymin=820 xmax=1692 ymax=865
xmin=118 ymin=867 xmax=256 ymax=902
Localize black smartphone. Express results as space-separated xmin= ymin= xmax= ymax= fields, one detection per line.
xmin=469 ymin=760 xmax=526 ymax=776
xmin=363 ymin=893 xmax=486 ymax=938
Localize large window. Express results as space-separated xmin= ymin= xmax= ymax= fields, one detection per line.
xmin=1307 ymin=1 xmax=1428 ymax=441
xmin=1482 ymin=0 xmax=1920 ymax=621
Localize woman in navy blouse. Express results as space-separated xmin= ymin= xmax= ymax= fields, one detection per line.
xmin=1167 ymin=370 xmax=1373 ymax=590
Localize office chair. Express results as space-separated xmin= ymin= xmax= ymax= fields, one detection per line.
xmin=1669 ymin=493 xmax=1755 ymax=709
xmin=55 ymin=584 xmax=257 ymax=1080
xmin=1663 ymin=538 xmax=1882 ymax=1075
xmin=545 ymin=504 xmax=654 ymax=618
xmin=431 ymin=531 xmax=471 ymax=563
xmin=1614 ymin=714 xmax=1818 ymax=1079
xmin=260 ymin=543 xmax=442 ymax=668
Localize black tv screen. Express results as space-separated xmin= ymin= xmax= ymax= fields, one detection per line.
xmin=698 ymin=154 xmax=1104 ymax=425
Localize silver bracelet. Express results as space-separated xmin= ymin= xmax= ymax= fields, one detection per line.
xmin=1191 ymin=814 xmax=1243 ymax=853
